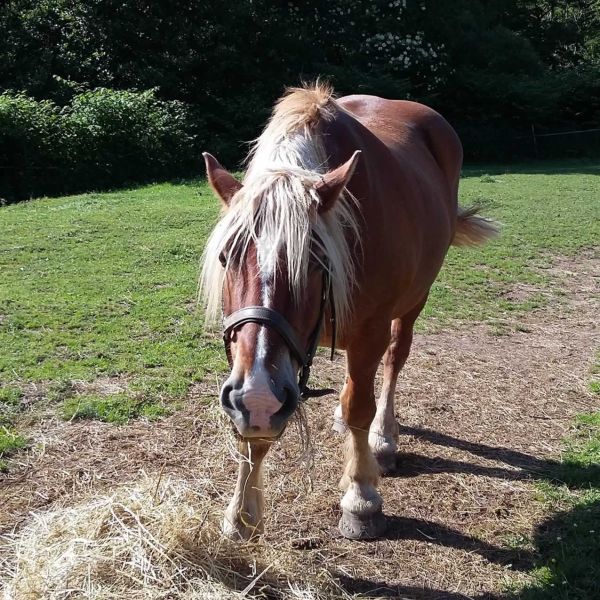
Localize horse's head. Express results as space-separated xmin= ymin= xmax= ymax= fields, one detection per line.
xmin=201 ymin=151 xmax=359 ymax=439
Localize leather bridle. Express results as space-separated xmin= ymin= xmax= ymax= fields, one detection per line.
xmin=222 ymin=270 xmax=337 ymax=399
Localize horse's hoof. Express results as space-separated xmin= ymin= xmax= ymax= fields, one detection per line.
xmin=332 ymin=419 xmax=347 ymax=434
xmin=332 ymin=404 xmax=347 ymax=434
xmin=222 ymin=517 xmax=262 ymax=542
xmin=374 ymin=451 xmax=398 ymax=476
xmin=338 ymin=509 xmax=387 ymax=540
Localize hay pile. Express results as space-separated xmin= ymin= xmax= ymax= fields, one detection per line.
xmin=1 ymin=476 xmax=348 ymax=599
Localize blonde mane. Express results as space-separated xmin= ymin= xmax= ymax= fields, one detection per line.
xmin=200 ymin=83 xmax=360 ymax=330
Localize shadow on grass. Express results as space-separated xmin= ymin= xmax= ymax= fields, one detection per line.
xmin=335 ymin=575 xmax=485 ymax=599
xmin=330 ymin=425 xmax=599 ymax=600
xmin=514 ymin=500 xmax=600 ymax=600
xmin=381 ymin=514 xmax=533 ymax=571
xmin=336 ymin=509 xmax=600 ymax=600
xmin=394 ymin=425 xmax=600 ymax=489
xmin=334 ymin=500 xmax=599 ymax=599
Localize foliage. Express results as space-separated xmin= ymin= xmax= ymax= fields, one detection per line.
xmin=0 ymin=0 xmax=599 ymax=200
xmin=0 ymin=93 xmax=65 ymax=200
xmin=0 ymin=88 xmax=197 ymax=202
xmin=66 ymin=89 xmax=196 ymax=186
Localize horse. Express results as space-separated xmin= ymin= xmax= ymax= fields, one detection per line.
xmin=200 ymin=82 xmax=497 ymax=541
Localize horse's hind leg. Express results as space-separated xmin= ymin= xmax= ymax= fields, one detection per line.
xmin=368 ymin=318 xmax=404 ymax=473
xmin=369 ymin=297 xmax=427 ymax=474
xmin=223 ymin=439 xmax=270 ymax=541
xmin=338 ymin=323 xmax=390 ymax=539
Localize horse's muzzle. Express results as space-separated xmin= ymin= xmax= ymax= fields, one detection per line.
xmin=220 ymin=378 xmax=299 ymax=438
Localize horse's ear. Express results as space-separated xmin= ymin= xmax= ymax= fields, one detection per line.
xmin=203 ymin=152 xmax=242 ymax=207
xmin=315 ymin=150 xmax=361 ymax=213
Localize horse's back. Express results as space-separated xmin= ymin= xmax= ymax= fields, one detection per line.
xmin=331 ymin=94 xmax=463 ymax=319
xmin=338 ymin=94 xmax=462 ymax=186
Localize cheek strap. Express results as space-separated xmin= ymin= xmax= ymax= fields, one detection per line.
xmin=221 ymin=271 xmax=337 ymax=399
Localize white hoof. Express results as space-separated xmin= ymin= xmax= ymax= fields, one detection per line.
xmin=222 ymin=514 xmax=262 ymax=542
xmin=332 ymin=403 xmax=347 ymax=433
xmin=368 ymin=431 xmax=398 ymax=475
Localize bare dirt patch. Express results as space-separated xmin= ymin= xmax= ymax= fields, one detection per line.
xmin=1 ymin=253 xmax=598 ymax=598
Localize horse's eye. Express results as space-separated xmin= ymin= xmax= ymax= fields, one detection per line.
xmin=219 ymin=252 xmax=227 ymax=267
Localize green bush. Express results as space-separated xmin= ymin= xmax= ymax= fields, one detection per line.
xmin=67 ymin=88 xmax=197 ymax=186
xmin=0 ymin=93 xmax=68 ymax=200
xmin=0 ymin=89 xmax=199 ymax=203
xmin=1 ymin=0 xmax=598 ymax=201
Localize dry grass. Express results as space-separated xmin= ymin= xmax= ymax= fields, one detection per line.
xmin=0 ymin=253 xmax=598 ymax=599
xmin=1 ymin=475 xmax=351 ymax=600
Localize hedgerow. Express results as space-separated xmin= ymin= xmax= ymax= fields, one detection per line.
xmin=0 ymin=0 xmax=598 ymax=201
xmin=0 ymin=89 xmax=198 ymax=203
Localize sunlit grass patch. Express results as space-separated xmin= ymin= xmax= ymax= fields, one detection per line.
xmin=421 ymin=165 xmax=600 ymax=329
xmin=0 ymin=426 xmax=27 ymax=457
xmin=0 ymin=385 xmax=22 ymax=406
xmin=559 ymin=413 xmax=600 ymax=486
xmin=0 ymin=385 xmax=23 ymax=426
xmin=0 ymin=181 xmax=225 ymax=411
xmin=61 ymin=393 xmax=169 ymax=424
xmin=515 ymin=412 xmax=600 ymax=599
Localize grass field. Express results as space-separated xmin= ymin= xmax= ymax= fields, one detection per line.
xmin=1 ymin=161 xmax=597 ymax=428
xmin=1 ymin=160 xmax=599 ymax=598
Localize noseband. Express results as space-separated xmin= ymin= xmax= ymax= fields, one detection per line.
xmin=222 ymin=271 xmax=336 ymax=399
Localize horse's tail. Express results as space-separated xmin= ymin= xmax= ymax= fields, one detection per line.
xmin=452 ymin=206 xmax=499 ymax=247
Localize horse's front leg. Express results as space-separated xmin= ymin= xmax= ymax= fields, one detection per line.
xmin=338 ymin=327 xmax=390 ymax=539
xmin=223 ymin=439 xmax=270 ymax=541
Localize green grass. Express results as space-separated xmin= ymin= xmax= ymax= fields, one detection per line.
xmin=0 ymin=181 xmax=227 ymax=429
xmin=61 ymin=393 xmax=169 ymax=424
xmin=561 ymin=414 xmax=600 ymax=479
xmin=0 ymin=385 xmax=23 ymax=425
xmin=589 ymin=352 xmax=600 ymax=395
xmin=513 ymin=412 xmax=600 ymax=599
xmin=421 ymin=164 xmax=600 ymax=328
xmin=0 ymin=425 xmax=27 ymax=471
xmin=0 ymin=161 xmax=598 ymax=434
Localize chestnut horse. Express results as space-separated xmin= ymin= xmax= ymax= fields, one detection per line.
xmin=201 ymin=83 xmax=496 ymax=541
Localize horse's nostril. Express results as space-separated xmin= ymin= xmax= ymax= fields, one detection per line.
xmin=276 ymin=385 xmax=299 ymax=420
xmin=283 ymin=386 xmax=295 ymax=407
xmin=220 ymin=384 xmax=235 ymax=412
